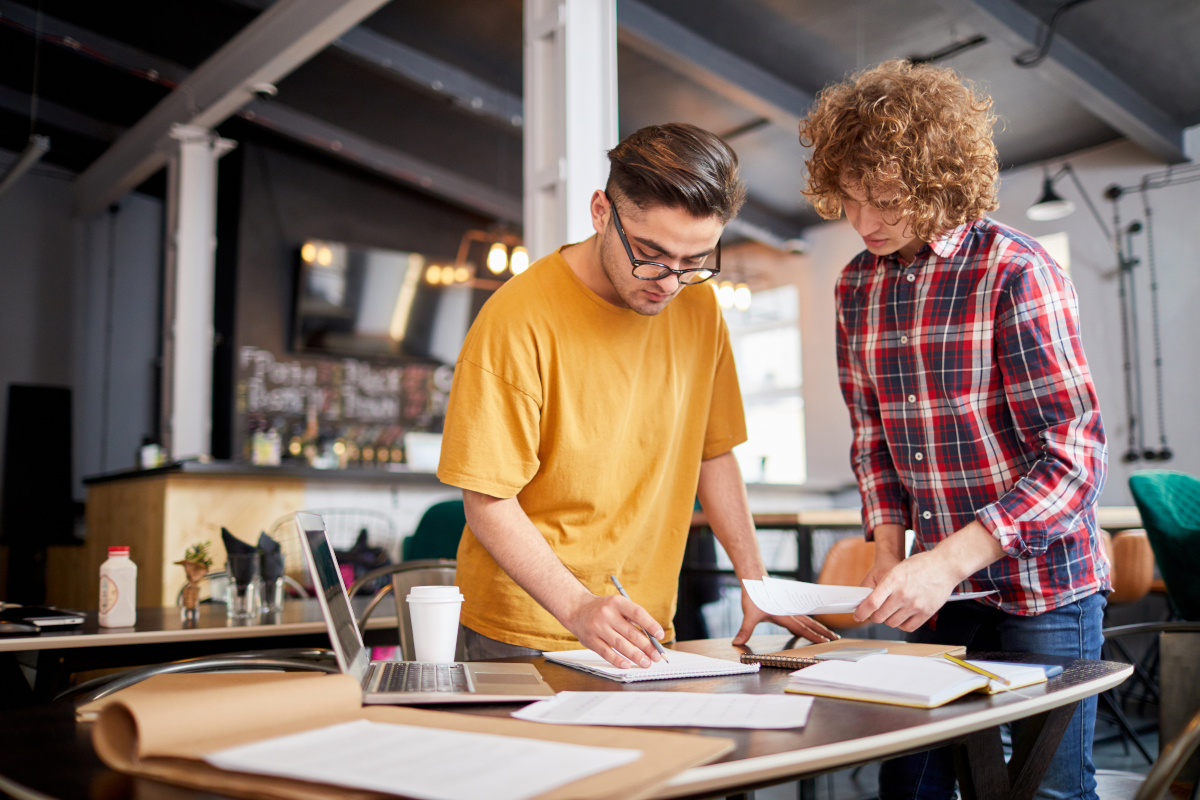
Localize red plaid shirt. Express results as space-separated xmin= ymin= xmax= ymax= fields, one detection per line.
xmin=836 ymin=217 xmax=1110 ymax=615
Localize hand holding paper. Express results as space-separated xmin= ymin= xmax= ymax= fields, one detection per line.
xmin=742 ymin=577 xmax=994 ymax=616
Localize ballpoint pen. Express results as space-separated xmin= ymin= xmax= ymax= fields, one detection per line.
xmin=942 ymin=652 xmax=1012 ymax=687
xmin=609 ymin=575 xmax=669 ymax=663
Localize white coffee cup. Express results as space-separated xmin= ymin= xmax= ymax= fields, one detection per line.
xmin=406 ymin=585 xmax=464 ymax=663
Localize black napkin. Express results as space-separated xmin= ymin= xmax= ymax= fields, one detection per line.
xmin=258 ymin=532 xmax=284 ymax=583
xmin=221 ymin=527 xmax=260 ymax=583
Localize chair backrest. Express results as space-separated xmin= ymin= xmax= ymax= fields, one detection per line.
xmin=403 ymin=500 xmax=466 ymax=561
xmin=813 ymin=537 xmax=875 ymax=630
xmin=1134 ymin=704 xmax=1200 ymax=800
xmin=1128 ymin=471 xmax=1200 ymax=620
xmin=389 ymin=562 xmax=462 ymax=661
xmin=1102 ymin=529 xmax=1156 ymax=606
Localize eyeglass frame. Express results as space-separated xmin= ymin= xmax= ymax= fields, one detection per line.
xmin=606 ymin=193 xmax=721 ymax=285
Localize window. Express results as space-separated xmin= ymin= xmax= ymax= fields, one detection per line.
xmin=722 ymin=284 xmax=806 ymax=484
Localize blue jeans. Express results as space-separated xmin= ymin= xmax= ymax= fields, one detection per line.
xmin=878 ymin=592 xmax=1106 ymax=800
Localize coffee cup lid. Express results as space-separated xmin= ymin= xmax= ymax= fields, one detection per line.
xmin=406 ymin=585 xmax=463 ymax=602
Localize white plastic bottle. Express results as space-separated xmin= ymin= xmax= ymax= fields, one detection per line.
xmin=99 ymin=546 xmax=138 ymax=627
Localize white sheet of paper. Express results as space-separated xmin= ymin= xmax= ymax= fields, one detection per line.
xmin=743 ymin=578 xmax=997 ymax=616
xmin=512 ymin=691 xmax=813 ymax=729
xmin=204 ymin=719 xmax=641 ymax=800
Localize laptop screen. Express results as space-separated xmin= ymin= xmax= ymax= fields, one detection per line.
xmin=296 ymin=512 xmax=369 ymax=679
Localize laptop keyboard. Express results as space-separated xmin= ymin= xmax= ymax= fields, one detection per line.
xmin=376 ymin=662 xmax=468 ymax=693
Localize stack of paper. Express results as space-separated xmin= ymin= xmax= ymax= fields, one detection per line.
xmin=784 ymin=654 xmax=1047 ymax=708
xmin=742 ymin=576 xmax=996 ymax=616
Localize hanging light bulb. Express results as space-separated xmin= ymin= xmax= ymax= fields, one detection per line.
xmin=717 ymin=280 xmax=735 ymax=309
xmin=440 ymin=265 xmax=456 ymax=285
xmin=300 ymin=242 xmax=317 ymax=263
xmin=317 ymin=246 xmax=333 ymax=267
xmin=425 ymin=265 xmax=441 ymax=284
xmin=487 ymin=242 xmax=508 ymax=274
xmin=509 ymin=246 xmax=530 ymax=275
xmin=454 ymin=266 xmax=470 ymax=283
xmin=733 ymin=283 xmax=752 ymax=311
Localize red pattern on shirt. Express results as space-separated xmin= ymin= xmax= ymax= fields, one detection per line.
xmin=836 ymin=217 xmax=1110 ymax=615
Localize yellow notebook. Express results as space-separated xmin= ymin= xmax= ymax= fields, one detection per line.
xmin=783 ymin=655 xmax=1048 ymax=708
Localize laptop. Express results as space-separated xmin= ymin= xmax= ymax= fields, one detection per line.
xmin=295 ymin=511 xmax=555 ymax=704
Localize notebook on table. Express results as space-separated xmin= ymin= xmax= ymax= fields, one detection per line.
xmin=783 ymin=654 xmax=1048 ymax=708
xmin=543 ymin=648 xmax=760 ymax=683
xmin=295 ymin=511 xmax=555 ymax=704
xmin=740 ymin=638 xmax=967 ymax=669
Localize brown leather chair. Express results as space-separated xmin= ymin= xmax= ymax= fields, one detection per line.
xmin=813 ymin=537 xmax=876 ymax=630
xmin=1101 ymin=529 xmax=1156 ymax=606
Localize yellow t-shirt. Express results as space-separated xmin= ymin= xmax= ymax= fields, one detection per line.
xmin=437 ymin=247 xmax=747 ymax=651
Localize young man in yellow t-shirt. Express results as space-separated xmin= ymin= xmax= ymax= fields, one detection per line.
xmin=438 ymin=123 xmax=836 ymax=667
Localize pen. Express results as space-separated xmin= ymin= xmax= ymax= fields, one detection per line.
xmin=942 ymin=653 xmax=1012 ymax=687
xmin=609 ymin=575 xmax=669 ymax=663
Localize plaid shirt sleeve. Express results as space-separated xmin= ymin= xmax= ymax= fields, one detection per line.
xmin=974 ymin=254 xmax=1107 ymax=559
xmin=836 ymin=284 xmax=912 ymax=537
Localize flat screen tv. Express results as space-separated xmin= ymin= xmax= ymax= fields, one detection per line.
xmin=292 ymin=239 xmax=490 ymax=364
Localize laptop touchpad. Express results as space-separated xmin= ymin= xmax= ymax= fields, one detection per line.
xmin=471 ymin=672 xmax=544 ymax=685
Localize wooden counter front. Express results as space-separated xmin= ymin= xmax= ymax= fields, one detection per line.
xmin=49 ymin=472 xmax=305 ymax=609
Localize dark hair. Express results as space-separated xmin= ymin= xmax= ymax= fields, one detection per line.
xmin=606 ymin=123 xmax=746 ymax=222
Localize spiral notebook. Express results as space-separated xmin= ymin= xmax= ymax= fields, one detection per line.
xmin=542 ymin=649 xmax=760 ymax=683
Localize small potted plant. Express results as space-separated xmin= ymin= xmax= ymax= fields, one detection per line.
xmin=176 ymin=541 xmax=213 ymax=620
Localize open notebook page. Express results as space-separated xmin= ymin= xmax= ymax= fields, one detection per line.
xmin=542 ymin=648 xmax=759 ymax=682
xmin=513 ymin=691 xmax=813 ymax=729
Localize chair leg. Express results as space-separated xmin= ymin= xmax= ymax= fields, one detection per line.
xmin=1098 ymin=691 xmax=1155 ymax=764
xmin=1110 ymin=637 xmax=1161 ymax=706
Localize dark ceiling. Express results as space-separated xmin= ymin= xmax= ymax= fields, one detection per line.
xmin=1 ymin=0 xmax=1196 ymax=238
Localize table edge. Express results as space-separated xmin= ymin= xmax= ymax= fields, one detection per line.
xmin=653 ymin=664 xmax=1132 ymax=798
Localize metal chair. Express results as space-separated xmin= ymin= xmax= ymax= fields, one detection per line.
xmin=347 ymin=559 xmax=462 ymax=661
xmin=1096 ymin=702 xmax=1200 ymax=800
xmin=271 ymin=508 xmax=403 ymax=567
xmin=54 ymin=648 xmax=340 ymax=705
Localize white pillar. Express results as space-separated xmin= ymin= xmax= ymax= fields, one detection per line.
xmin=523 ymin=0 xmax=619 ymax=260
xmin=161 ymin=124 xmax=236 ymax=460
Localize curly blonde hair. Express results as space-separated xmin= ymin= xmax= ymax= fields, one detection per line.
xmin=799 ymin=60 xmax=999 ymax=243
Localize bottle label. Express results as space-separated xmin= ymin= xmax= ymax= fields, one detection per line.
xmin=100 ymin=574 xmax=118 ymax=613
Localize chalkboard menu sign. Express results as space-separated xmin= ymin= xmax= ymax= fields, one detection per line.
xmin=235 ymin=345 xmax=453 ymax=468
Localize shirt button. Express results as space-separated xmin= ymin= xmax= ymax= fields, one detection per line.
xmin=914 ymin=452 xmax=924 ymax=461
xmin=900 ymin=335 xmax=909 ymax=344
xmin=907 ymin=394 xmax=916 ymax=403
xmin=922 ymin=511 xmax=932 ymax=520
xmin=906 ymin=273 xmax=915 ymax=283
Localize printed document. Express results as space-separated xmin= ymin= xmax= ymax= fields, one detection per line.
xmin=205 ymin=718 xmax=641 ymax=800
xmin=743 ymin=577 xmax=996 ymax=616
xmin=513 ymin=691 xmax=814 ymax=729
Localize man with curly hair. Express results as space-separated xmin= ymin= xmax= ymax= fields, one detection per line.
xmin=800 ymin=61 xmax=1109 ymax=800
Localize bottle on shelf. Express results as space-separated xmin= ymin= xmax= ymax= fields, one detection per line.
xmin=99 ymin=546 xmax=138 ymax=627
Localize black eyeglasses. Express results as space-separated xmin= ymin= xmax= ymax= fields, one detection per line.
xmin=608 ymin=196 xmax=720 ymax=285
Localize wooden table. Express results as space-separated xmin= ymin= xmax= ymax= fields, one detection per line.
xmin=0 ymin=599 xmax=398 ymax=706
xmin=0 ymin=635 xmax=1131 ymax=800
xmin=688 ymin=507 xmax=1143 ymax=584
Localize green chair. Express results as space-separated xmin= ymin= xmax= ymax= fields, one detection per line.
xmin=1128 ymin=471 xmax=1200 ymax=621
xmin=402 ymin=500 xmax=466 ymax=561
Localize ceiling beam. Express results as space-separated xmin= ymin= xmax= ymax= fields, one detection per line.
xmin=0 ymin=85 xmax=125 ymax=142
xmin=616 ymin=0 xmax=813 ymax=129
xmin=726 ymin=203 xmax=809 ymax=252
xmin=937 ymin=0 xmax=1187 ymax=164
xmin=242 ymin=99 xmax=521 ymax=222
xmin=226 ymin=0 xmax=524 ymax=129
xmin=73 ymin=0 xmax=391 ymax=217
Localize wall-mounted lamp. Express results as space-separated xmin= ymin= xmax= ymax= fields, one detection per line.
xmin=1027 ymin=171 xmax=1075 ymax=221
xmin=487 ymin=242 xmax=508 ymax=274
xmin=510 ymin=246 xmax=530 ymax=275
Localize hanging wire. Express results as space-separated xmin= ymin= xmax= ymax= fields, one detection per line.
xmin=29 ymin=2 xmax=44 ymax=137
xmin=1138 ymin=182 xmax=1171 ymax=460
xmin=1014 ymin=0 xmax=1097 ymax=68
xmin=1122 ymin=222 xmax=1147 ymax=459
xmin=1110 ymin=197 xmax=1140 ymax=463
